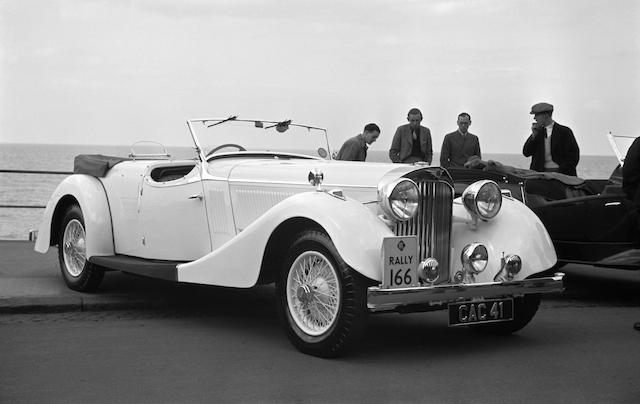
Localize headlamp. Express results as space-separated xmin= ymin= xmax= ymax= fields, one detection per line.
xmin=378 ymin=178 xmax=420 ymax=221
xmin=462 ymin=180 xmax=502 ymax=220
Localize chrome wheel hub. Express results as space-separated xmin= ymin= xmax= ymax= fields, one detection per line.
xmin=286 ymin=251 xmax=340 ymax=336
xmin=62 ymin=219 xmax=86 ymax=277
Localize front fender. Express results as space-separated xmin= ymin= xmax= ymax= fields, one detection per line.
xmin=450 ymin=196 xmax=557 ymax=282
xmin=178 ymin=191 xmax=393 ymax=287
xmin=34 ymin=174 xmax=114 ymax=258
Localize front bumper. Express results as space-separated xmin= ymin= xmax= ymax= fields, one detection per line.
xmin=367 ymin=272 xmax=565 ymax=312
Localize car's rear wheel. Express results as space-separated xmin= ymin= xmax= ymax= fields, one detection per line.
xmin=471 ymin=294 xmax=541 ymax=334
xmin=276 ymin=229 xmax=369 ymax=358
xmin=58 ymin=205 xmax=104 ymax=292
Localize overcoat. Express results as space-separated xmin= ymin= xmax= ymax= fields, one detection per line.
xmin=522 ymin=122 xmax=579 ymax=176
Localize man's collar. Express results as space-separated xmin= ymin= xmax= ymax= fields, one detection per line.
xmin=457 ymin=129 xmax=467 ymax=136
xmin=357 ymin=133 xmax=368 ymax=147
xmin=545 ymin=120 xmax=555 ymax=131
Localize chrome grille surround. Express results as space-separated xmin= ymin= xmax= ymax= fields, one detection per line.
xmin=394 ymin=178 xmax=454 ymax=284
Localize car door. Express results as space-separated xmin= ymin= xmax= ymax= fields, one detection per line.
xmin=138 ymin=162 xmax=212 ymax=261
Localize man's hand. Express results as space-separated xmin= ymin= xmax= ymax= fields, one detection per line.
xmin=531 ymin=122 xmax=543 ymax=138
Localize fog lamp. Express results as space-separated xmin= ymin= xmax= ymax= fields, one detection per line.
xmin=418 ymin=258 xmax=439 ymax=284
xmin=504 ymin=254 xmax=522 ymax=276
xmin=461 ymin=243 xmax=488 ymax=274
xmin=494 ymin=254 xmax=522 ymax=282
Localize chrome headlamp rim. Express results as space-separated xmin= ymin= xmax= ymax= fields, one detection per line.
xmin=378 ymin=178 xmax=420 ymax=222
xmin=462 ymin=180 xmax=502 ymax=220
xmin=461 ymin=243 xmax=489 ymax=274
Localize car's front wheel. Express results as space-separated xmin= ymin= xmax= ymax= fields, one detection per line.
xmin=471 ymin=294 xmax=541 ymax=334
xmin=276 ymin=229 xmax=369 ymax=358
xmin=58 ymin=205 xmax=105 ymax=292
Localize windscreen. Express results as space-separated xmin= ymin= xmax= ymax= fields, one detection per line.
xmin=608 ymin=134 xmax=637 ymax=165
xmin=188 ymin=118 xmax=331 ymax=160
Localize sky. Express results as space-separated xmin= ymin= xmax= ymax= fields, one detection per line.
xmin=1 ymin=0 xmax=639 ymax=156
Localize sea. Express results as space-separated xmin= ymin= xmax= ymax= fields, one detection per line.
xmin=0 ymin=143 xmax=619 ymax=240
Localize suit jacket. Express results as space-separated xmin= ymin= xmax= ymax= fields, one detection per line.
xmin=388 ymin=124 xmax=433 ymax=163
xmin=440 ymin=130 xmax=481 ymax=168
xmin=336 ymin=134 xmax=367 ymax=161
xmin=522 ymin=122 xmax=579 ymax=176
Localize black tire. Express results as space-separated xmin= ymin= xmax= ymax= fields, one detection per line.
xmin=471 ymin=294 xmax=541 ymax=335
xmin=275 ymin=229 xmax=370 ymax=358
xmin=57 ymin=204 xmax=105 ymax=292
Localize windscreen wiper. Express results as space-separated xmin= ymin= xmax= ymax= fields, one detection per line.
xmin=206 ymin=115 xmax=238 ymax=128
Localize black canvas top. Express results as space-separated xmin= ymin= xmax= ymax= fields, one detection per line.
xmin=74 ymin=154 xmax=131 ymax=177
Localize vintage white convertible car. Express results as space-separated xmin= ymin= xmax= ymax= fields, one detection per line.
xmin=36 ymin=116 xmax=564 ymax=357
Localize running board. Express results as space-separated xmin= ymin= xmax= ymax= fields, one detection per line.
xmin=89 ymin=255 xmax=185 ymax=281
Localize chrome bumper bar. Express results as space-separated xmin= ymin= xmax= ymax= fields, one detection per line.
xmin=367 ymin=272 xmax=565 ymax=312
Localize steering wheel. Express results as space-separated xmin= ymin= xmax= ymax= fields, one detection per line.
xmin=206 ymin=143 xmax=246 ymax=157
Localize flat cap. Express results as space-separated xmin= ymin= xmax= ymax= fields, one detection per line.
xmin=530 ymin=102 xmax=554 ymax=115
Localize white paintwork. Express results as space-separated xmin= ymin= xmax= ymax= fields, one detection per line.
xmin=36 ymin=150 xmax=557 ymax=290
xmin=35 ymin=175 xmax=114 ymax=258
xmin=138 ymin=165 xmax=211 ymax=260
xmin=177 ymin=191 xmax=394 ymax=287
xmin=98 ymin=161 xmax=148 ymax=256
xmin=450 ymin=196 xmax=557 ymax=282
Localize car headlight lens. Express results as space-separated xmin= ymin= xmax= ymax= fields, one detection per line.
xmin=461 ymin=243 xmax=488 ymax=274
xmin=462 ymin=180 xmax=502 ymax=220
xmin=379 ymin=178 xmax=420 ymax=221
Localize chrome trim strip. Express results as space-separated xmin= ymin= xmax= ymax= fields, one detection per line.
xmin=367 ymin=273 xmax=565 ymax=312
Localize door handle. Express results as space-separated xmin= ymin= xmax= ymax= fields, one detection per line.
xmin=188 ymin=194 xmax=203 ymax=200
xmin=604 ymin=202 xmax=621 ymax=207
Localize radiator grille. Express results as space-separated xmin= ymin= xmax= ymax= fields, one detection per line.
xmin=394 ymin=179 xmax=454 ymax=283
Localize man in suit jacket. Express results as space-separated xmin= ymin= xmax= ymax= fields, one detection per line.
xmin=389 ymin=108 xmax=433 ymax=164
xmin=335 ymin=123 xmax=380 ymax=161
xmin=440 ymin=112 xmax=481 ymax=168
xmin=522 ymin=102 xmax=580 ymax=176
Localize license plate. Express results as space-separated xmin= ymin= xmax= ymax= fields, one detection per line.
xmin=381 ymin=236 xmax=419 ymax=288
xmin=448 ymin=298 xmax=514 ymax=326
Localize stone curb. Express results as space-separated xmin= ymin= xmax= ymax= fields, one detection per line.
xmin=0 ymin=295 xmax=176 ymax=314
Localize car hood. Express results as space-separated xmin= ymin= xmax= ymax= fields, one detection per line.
xmin=224 ymin=158 xmax=416 ymax=190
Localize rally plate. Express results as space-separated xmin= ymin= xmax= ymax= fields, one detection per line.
xmin=381 ymin=236 xmax=419 ymax=289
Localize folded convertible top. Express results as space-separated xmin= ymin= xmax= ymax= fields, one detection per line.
xmin=74 ymin=154 xmax=131 ymax=177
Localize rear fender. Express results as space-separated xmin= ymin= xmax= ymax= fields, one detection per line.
xmin=34 ymin=174 xmax=114 ymax=258
xmin=177 ymin=191 xmax=393 ymax=287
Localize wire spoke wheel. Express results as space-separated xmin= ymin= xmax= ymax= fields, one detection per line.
xmin=57 ymin=205 xmax=104 ymax=291
xmin=286 ymin=251 xmax=340 ymax=336
xmin=63 ymin=219 xmax=87 ymax=277
xmin=276 ymin=229 xmax=371 ymax=358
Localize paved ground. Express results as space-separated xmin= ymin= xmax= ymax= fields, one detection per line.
xmin=1 ymin=296 xmax=639 ymax=403
xmin=1 ymin=241 xmax=639 ymax=403
xmin=0 ymin=241 xmax=276 ymax=313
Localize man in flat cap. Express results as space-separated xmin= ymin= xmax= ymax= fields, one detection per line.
xmin=389 ymin=108 xmax=433 ymax=164
xmin=522 ymin=102 xmax=580 ymax=176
